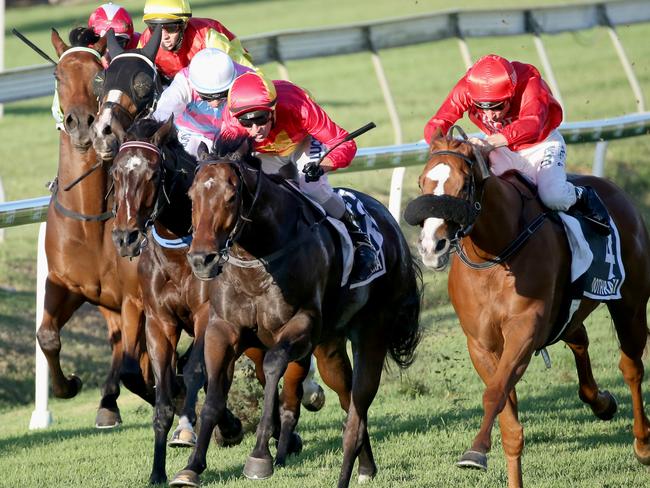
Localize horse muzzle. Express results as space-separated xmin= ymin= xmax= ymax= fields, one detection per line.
xmin=186 ymin=251 xmax=223 ymax=281
xmin=112 ymin=228 xmax=145 ymax=258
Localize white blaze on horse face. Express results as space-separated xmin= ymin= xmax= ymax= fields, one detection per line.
xmin=123 ymin=154 xmax=147 ymax=221
xmin=419 ymin=163 xmax=452 ymax=268
xmin=203 ymin=177 xmax=216 ymax=190
xmin=96 ymin=90 xmax=123 ymax=128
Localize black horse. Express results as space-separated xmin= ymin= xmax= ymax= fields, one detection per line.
xmin=170 ymin=138 xmax=423 ymax=488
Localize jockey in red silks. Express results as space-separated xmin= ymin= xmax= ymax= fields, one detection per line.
xmin=424 ymin=53 xmax=609 ymax=234
xmin=152 ymin=48 xmax=253 ymax=157
xmin=137 ymin=0 xmax=253 ymax=85
xmin=88 ymin=3 xmax=140 ymax=66
xmin=220 ymin=71 xmax=381 ymax=282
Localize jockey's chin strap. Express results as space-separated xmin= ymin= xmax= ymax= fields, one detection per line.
xmin=116 ymin=140 xmax=170 ymax=234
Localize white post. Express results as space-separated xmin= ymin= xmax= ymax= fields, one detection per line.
xmin=29 ymin=222 xmax=52 ymax=429
xmin=592 ymin=141 xmax=608 ymax=177
xmin=0 ymin=177 xmax=5 ymax=242
xmin=0 ymin=0 xmax=5 ymax=118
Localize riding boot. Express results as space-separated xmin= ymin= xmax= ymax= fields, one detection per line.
xmin=570 ymin=185 xmax=611 ymax=235
xmin=340 ymin=207 xmax=380 ymax=283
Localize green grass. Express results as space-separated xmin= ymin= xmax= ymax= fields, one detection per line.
xmin=1 ymin=1 xmax=650 ymax=486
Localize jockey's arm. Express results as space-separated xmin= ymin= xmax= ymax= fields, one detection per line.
xmin=499 ymin=77 xmax=549 ymax=148
xmin=152 ymin=71 xmax=192 ymax=122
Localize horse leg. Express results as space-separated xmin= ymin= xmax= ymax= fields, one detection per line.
xmin=301 ymin=355 xmax=326 ymax=412
xmin=563 ymin=322 xmax=617 ymax=420
xmin=95 ymin=307 xmax=124 ymax=428
xmin=36 ymin=278 xmax=85 ymax=398
xmin=608 ymin=299 xmax=650 ymax=464
xmin=119 ymin=296 xmax=155 ymax=405
xmin=170 ymin=318 xmax=238 ymax=488
xmin=146 ymin=315 xmax=179 ymax=485
xmin=459 ymin=336 xmax=533 ymax=488
xmin=338 ymin=331 xmax=386 ymax=488
xmin=274 ymin=358 xmax=309 ymax=467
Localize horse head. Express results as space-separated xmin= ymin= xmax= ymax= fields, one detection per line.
xmin=187 ymin=137 xmax=259 ymax=280
xmin=91 ymin=27 xmax=162 ymax=162
xmin=404 ymin=127 xmax=489 ymax=270
xmin=111 ymin=116 xmax=175 ymax=257
xmin=51 ymin=28 xmax=107 ymax=150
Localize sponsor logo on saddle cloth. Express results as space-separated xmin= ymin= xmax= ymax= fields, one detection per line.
xmin=558 ymin=213 xmax=625 ymax=300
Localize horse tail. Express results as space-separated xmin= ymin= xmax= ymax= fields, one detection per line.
xmin=387 ymin=256 xmax=424 ymax=369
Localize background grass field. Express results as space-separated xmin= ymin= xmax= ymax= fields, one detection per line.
xmin=1 ymin=0 xmax=650 ymax=486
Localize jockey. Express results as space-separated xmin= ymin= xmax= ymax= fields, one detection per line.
xmin=424 ymin=54 xmax=610 ymax=234
xmin=138 ymin=0 xmax=253 ymax=85
xmin=221 ymin=72 xmax=381 ymax=283
xmin=152 ymin=48 xmax=253 ymax=157
xmin=88 ymin=2 xmax=140 ymax=66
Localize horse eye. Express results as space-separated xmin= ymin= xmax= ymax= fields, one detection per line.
xmin=133 ymin=72 xmax=153 ymax=99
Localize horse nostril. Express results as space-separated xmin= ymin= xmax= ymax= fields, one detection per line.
xmin=101 ymin=124 xmax=113 ymax=136
xmin=65 ymin=114 xmax=78 ymax=130
xmin=87 ymin=114 xmax=95 ymax=127
xmin=125 ymin=230 xmax=140 ymax=246
xmin=435 ymin=239 xmax=448 ymax=253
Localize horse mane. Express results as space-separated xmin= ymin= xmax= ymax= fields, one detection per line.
xmin=69 ymin=27 xmax=100 ymax=47
xmin=209 ymin=134 xmax=262 ymax=171
xmin=430 ymin=134 xmax=474 ymax=158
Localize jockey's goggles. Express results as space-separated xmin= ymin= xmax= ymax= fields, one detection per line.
xmin=237 ymin=111 xmax=272 ymax=128
xmin=145 ymin=21 xmax=184 ymax=34
xmin=198 ymin=90 xmax=228 ymax=102
xmin=473 ymin=100 xmax=507 ymax=111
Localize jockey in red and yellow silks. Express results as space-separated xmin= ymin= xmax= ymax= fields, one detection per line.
xmin=220 ymin=72 xmax=380 ymax=282
xmin=424 ymin=54 xmax=609 ymax=234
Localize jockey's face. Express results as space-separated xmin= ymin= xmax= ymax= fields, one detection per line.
xmin=238 ymin=111 xmax=274 ymax=142
xmin=475 ymin=100 xmax=510 ymax=124
xmin=159 ymin=24 xmax=184 ymax=51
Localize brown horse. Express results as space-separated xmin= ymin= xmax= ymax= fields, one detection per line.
xmin=404 ymin=130 xmax=650 ymax=487
xmin=37 ymin=28 xmax=154 ymax=428
xmin=110 ymin=118 xmax=325 ymax=484
xmin=169 ymin=138 xmax=423 ymax=488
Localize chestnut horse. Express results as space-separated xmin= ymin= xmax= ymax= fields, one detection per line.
xmin=169 ymin=139 xmax=423 ymax=488
xmin=37 ymin=28 xmax=154 ymax=428
xmin=110 ymin=118 xmax=325 ymax=484
xmin=404 ymin=130 xmax=650 ymax=487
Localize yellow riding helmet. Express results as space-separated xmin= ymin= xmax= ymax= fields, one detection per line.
xmin=143 ymin=0 xmax=192 ymax=23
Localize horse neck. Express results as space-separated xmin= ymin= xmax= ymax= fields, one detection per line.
xmin=156 ymin=165 xmax=194 ymax=238
xmin=466 ymin=176 xmax=525 ymax=255
xmin=56 ymin=133 xmax=111 ymax=216
xmin=234 ymin=174 xmax=301 ymax=257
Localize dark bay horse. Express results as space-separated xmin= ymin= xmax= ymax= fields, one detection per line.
xmin=169 ymin=139 xmax=423 ymax=488
xmin=37 ymin=28 xmax=154 ymax=428
xmin=404 ymin=130 xmax=650 ymax=487
xmin=111 ymin=118 xmax=325 ymax=484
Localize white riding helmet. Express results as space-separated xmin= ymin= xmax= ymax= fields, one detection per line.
xmin=188 ymin=48 xmax=236 ymax=96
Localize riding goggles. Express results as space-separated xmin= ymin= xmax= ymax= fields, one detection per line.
xmin=145 ymin=21 xmax=184 ymax=34
xmin=473 ymin=100 xmax=507 ymax=111
xmin=198 ymin=90 xmax=228 ymax=102
xmin=237 ymin=111 xmax=272 ymax=128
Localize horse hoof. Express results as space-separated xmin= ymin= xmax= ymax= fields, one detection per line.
xmin=243 ymin=456 xmax=274 ymax=480
xmin=95 ymin=407 xmax=122 ymax=429
xmin=54 ymin=374 xmax=83 ymax=399
xmin=633 ymin=439 xmax=650 ymax=465
xmin=456 ymin=450 xmax=488 ymax=471
xmin=213 ymin=420 xmax=244 ymax=448
xmin=288 ymin=432 xmax=303 ymax=456
xmin=169 ymin=426 xmax=196 ymax=448
xmin=358 ymin=473 xmax=373 ymax=484
xmin=169 ymin=469 xmax=200 ymax=487
xmin=149 ymin=471 xmax=168 ymax=485
xmin=593 ymin=390 xmax=618 ymax=421
xmin=302 ymin=384 xmax=326 ymax=412
xmin=358 ymin=467 xmax=376 ymax=484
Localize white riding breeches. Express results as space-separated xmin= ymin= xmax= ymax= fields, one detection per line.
xmin=176 ymin=128 xmax=213 ymax=158
xmin=256 ymin=137 xmax=347 ymax=218
xmin=488 ymin=129 xmax=577 ymax=211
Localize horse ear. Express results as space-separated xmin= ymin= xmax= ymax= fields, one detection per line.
xmin=197 ymin=142 xmax=209 ymax=160
xmin=106 ymin=29 xmax=124 ymax=60
xmin=152 ymin=115 xmax=175 ymax=147
xmin=141 ymin=25 xmax=162 ymax=62
xmin=51 ymin=28 xmax=68 ymax=58
xmin=92 ymin=35 xmax=108 ymax=56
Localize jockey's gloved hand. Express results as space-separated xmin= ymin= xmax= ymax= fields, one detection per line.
xmin=302 ymin=162 xmax=324 ymax=182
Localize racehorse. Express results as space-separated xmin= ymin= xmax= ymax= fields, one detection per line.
xmin=404 ymin=129 xmax=650 ymax=487
xmin=90 ymin=27 xmax=162 ymax=162
xmin=37 ymin=28 xmax=154 ymax=428
xmin=169 ymin=137 xmax=423 ymax=488
xmin=110 ymin=118 xmax=325 ymax=484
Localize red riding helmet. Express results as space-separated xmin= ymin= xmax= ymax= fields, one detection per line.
xmin=466 ymin=54 xmax=518 ymax=103
xmin=228 ymin=72 xmax=277 ymax=118
xmin=88 ymin=3 xmax=135 ymax=40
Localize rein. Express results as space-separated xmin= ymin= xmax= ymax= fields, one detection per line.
xmin=51 ymin=178 xmax=115 ymax=222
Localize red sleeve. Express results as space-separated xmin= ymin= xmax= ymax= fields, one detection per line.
xmin=499 ymin=77 xmax=551 ymax=147
xmin=299 ymin=94 xmax=356 ymax=169
xmin=423 ymin=76 xmax=472 ymax=144
xmin=218 ymin=111 xmax=248 ymax=143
